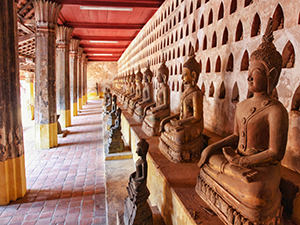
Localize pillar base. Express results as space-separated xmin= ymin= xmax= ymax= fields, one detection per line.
xmin=79 ymin=97 xmax=83 ymax=110
xmin=35 ymin=122 xmax=58 ymax=149
xmin=59 ymin=109 xmax=71 ymax=128
xmin=73 ymin=102 xmax=78 ymax=116
xmin=0 ymin=155 xmax=26 ymax=205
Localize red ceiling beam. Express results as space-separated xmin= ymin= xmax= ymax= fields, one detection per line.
xmin=67 ymin=22 xmax=144 ymax=29
xmin=58 ymin=0 xmax=163 ymax=9
xmin=76 ymin=35 xmax=134 ymax=41
xmin=86 ymin=51 xmax=123 ymax=54
xmin=81 ymin=44 xmax=129 ymax=49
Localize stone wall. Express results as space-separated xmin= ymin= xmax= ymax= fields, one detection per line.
xmin=87 ymin=61 xmax=118 ymax=96
xmin=117 ymin=0 xmax=300 ymax=137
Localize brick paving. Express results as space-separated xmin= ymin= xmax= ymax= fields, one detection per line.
xmin=0 ymin=100 xmax=106 ymax=225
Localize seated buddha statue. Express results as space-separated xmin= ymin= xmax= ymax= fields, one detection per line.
xmin=123 ymin=71 xmax=136 ymax=109
xmin=159 ymin=48 xmax=206 ymax=163
xmin=104 ymin=88 xmax=112 ymax=114
xmin=120 ymin=74 xmax=130 ymax=103
xmin=195 ymin=18 xmax=288 ymax=225
xmin=142 ymin=60 xmax=170 ymax=136
xmin=133 ymin=63 xmax=154 ymax=122
xmin=128 ymin=67 xmax=143 ymax=115
xmin=107 ymin=95 xmax=117 ymax=129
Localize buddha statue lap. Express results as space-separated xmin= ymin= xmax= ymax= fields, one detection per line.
xmin=133 ymin=63 xmax=154 ymax=122
xmin=142 ymin=60 xmax=170 ymax=136
xmin=123 ymin=139 xmax=153 ymax=225
xmin=123 ymin=72 xmax=136 ymax=109
xmin=195 ymin=18 xmax=289 ymax=225
xmin=159 ymin=48 xmax=206 ymax=163
xmin=128 ymin=67 xmax=143 ymax=115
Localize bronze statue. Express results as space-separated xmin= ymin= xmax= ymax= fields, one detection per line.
xmin=142 ymin=60 xmax=170 ymax=136
xmin=195 ymin=18 xmax=288 ymax=225
xmin=104 ymin=88 xmax=112 ymax=114
xmin=123 ymin=71 xmax=136 ymax=109
xmin=128 ymin=67 xmax=143 ymax=115
xmin=123 ymin=139 xmax=153 ymax=225
xmin=159 ymin=48 xmax=206 ymax=163
xmin=133 ymin=63 xmax=154 ymax=122
xmin=107 ymin=94 xmax=117 ymax=129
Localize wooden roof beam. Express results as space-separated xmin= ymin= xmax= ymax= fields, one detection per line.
xmin=68 ymin=22 xmax=144 ymax=29
xmin=76 ymin=35 xmax=134 ymax=41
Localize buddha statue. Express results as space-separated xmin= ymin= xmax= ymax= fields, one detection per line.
xmin=123 ymin=139 xmax=153 ymax=225
xmin=142 ymin=60 xmax=170 ymax=136
xmin=159 ymin=48 xmax=206 ymax=163
xmin=123 ymin=71 xmax=136 ymax=109
xmin=133 ymin=63 xmax=154 ymax=122
xmin=107 ymin=95 xmax=117 ymax=129
xmin=120 ymin=74 xmax=130 ymax=102
xmin=128 ymin=67 xmax=144 ymax=115
xmin=104 ymin=88 xmax=112 ymax=114
xmin=195 ymin=18 xmax=288 ymax=225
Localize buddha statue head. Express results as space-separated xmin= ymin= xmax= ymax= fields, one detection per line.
xmin=157 ymin=58 xmax=169 ymax=84
xmin=143 ymin=62 xmax=153 ymax=84
xmin=135 ymin=66 xmax=143 ymax=83
xmin=249 ymin=18 xmax=283 ymax=96
xmin=183 ymin=47 xmax=201 ymax=86
xmin=136 ymin=138 xmax=149 ymax=158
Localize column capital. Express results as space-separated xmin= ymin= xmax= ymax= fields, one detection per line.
xmin=34 ymin=0 xmax=62 ymax=31
xmin=69 ymin=38 xmax=80 ymax=55
xmin=56 ymin=25 xmax=73 ymax=48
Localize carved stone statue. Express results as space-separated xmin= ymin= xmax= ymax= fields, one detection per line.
xmin=123 ymin=139 xmax=153 ymax=225
xmin=104 ymin=88 xmax=112 ymax=114
xmin=123 ymin=71 xmax=136 ymax=109
xmin=107 ymin=95 xmax=117 ymax=129
xmin=133 ymin=63 xmax=154 ymax=122
xmin=159 ymin=48 xmax=206 ymax=163
xmin=195 ymin=18 xmax=288 ymax=225
xmin=142 ymin=60 xmax=170 ymax=136
xmin=128 ymin=67 xmax=143 ymax=115
xmin=121 ymin=74 xmax=130 ymax=103
xmin=106 ymin=107 xmax=125 ymax=154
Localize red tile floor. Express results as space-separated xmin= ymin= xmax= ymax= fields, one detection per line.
xmin=0 ymin=100 xmax=106 ymax=225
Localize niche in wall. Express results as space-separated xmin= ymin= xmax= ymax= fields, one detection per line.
xmin=236 ymin=20 xmax=243 ymax=41
xmin=218 ymin=81 xmax=226 ymax=99
xmin=222 ymin=27 xmax=228 ymax=45
xmin=231 ymin=82 xmax=240 ymax=103
xmin=209 ymin=82 xmax=215 ymax=97
xmin=201 ymin=83 xmax=206 ymax=95
xmin=272 ymin=4 xmax=284 ymax=31
xmin=251 ymin=13 xmax=261 ymax=37
xmin=291 ymin=84 xmax=300 ymax=111
xmin=215 ymin=56 xmax=221 ymax=72
xmin=226 ymin=53 xmax=234 ymax=72
xmin=218 ymin=2 xmax=224 ymax=20
xmin=240 ymin=50 xmax=249 ymax=71
xmin=282 ymin=41 xmax=295 ymax=68
xmin=206 ymin=58 xmax=211 ymax=73
xmin=230 ymin=0 xmax=237 ymax=14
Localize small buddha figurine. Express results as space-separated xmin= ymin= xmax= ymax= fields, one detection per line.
xmin=124 ymin=139 xmax=153 ymax=225
xmin=121 ymin=74 xmax=130 ymax=103
xmin=159 ymin=47 xmax=206 ymax=163
xmin=133 ymin=62 xmax=154 ymax=122
xmin=128 ymin=66 xmax=144 ymax=115
xmin=123 ymin=71 xmax=136 ymax=109
xmin=196 ymin=18 xmax=288 ymax=225
xmin=107 ymin=95 xmax=117 ymax=129
xmin=104 ymin=88 xmax=112 ymax=114
xmin=142 ymin=59 xmax=170 ymax=136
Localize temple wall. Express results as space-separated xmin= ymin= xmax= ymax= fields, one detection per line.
xmin=87 ymin=61 xmax=117 ymax=98
xmin=118 ymin=0 xmax=300 ymax=136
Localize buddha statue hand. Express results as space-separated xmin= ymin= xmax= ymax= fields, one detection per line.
xmin=198 ymin=145 xmax=217 ymax=168
xmin=223 ymin=147 xmax=251 ymax=168
xmin=159 ymin=114 xmax=179 ymax=133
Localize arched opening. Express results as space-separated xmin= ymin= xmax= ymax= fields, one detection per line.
xmin=176 ymin=0 xmax=179 ymax=7
xmin=171 ymin=34 xmax=174 ymax=44
xmin=200 ymin=15 xmax=204 ymax=28
xmin=199 ymin=59 xmax=202 ymax=73
xmin=183 ymin=45 xmax=186 ymax=56
xmin=172 ymin=82 xmax=175 ymax=91
xmin=177 ymin=46 xmax=180 ymax=57
xmin=190 ymin=1 xmax=193 ymax=14
xmin=175 ymin=65 xmax=178 ymax=74
xmin=240 ymin=50 xmax=249 ymax=71
xmin=206 ymin=58 xmax=211 ymax=73
xmin=208 ymin=9 xmax=213 ymax=25
xmin=175 ymin=31 xmax=178 ymax=41
xmin=180 ymin=27 xmax=183 ymax=39
xmin=209 ymin=82 xmax=215 ymax=97
xmin=231 ymin=82 xmax=239 ymax=103
xmin=188 ymin=42 xmax=192 ymax=55
xmin=201 ymin=83 xmax=205 ymax=95
xmin=174 ymin=16 xmax=176 ymax=26
xmin=222 ymin=27 xmax=228 ymax=45
xmin=177 ymin=81 xmax=179 ymax=91
xmin=180 ymin=63 xmax=183 ymax=74
xmin=195 ymin=39 xmax=199 ymax=52
xmin=186 ymin=24 xmax=189 ymax=36
xmin=184 ymin=7 xmax=187 ymax=19
xmin=197 ymin=0 xmax=201 ymax=9
xmin=235 ymin=20 xmax=243 ymax=41
xmin=251 ymin=13 xmax=261 ymax=37
xmin=205 ymin=0 xmax=209 ymax=3
xmin=218 ymin=2 xmax=224 ymax=20
xmin=192 ymin=20 xmax=196 ymax=33
xmin=170 ymin=65 xmax=173 ymax=75
xmin=215 ymin=56 xmax=221 ymax=72
xmin=282 ymin=41 xmax=295 ymax=68
xmin=272 ymin=4 xmax=284 ymax=31
xmin=291 ymin=85 xmax=300 ymax=111
xmin=203 ymin=35 xmax=207 ymax=50
xmin=218 ymin=82 xmax=226 ymax=99
xmin=226 ymin=53 xmax=234 ymax=72
xmin=212 ymin=32 xmax=217 ymax=48
xmin=178 ymin=11 xmax=181 ymax=23
xmin=244 ymin=0 xmax=252 ymax=7
xmin=230 ymin=0 xmax=237 ymax=14
xmin=173 ymin=48 xmax=175 ymax=59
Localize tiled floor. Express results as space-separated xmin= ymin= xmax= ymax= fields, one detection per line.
xmin=0 ymin=100 xmax=106 ymax=225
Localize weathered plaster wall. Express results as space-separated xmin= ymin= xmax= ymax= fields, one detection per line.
xmin=117 ymin=0 xmax=300 ymax=137
xmin=87 ymin=62 xmax=117 ymax=96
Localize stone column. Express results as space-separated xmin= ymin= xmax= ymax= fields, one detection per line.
xmin=77 ymin=47 xmax=83 ymax=111
xmin=0 ymin=0 xmax=26 ymax=205
xmin=56 ymin=25 xmax=73 ymax=128
xmin=34 ymin=0 xmax=61 ymax=149
xmin=83 ymin=57 xmax=88 ymax=105
xmin=69 ymin=39 xmax=80 ymax=117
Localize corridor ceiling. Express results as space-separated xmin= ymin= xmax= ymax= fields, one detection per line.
xmin=16 ymin=0 xmax=164 ymax=65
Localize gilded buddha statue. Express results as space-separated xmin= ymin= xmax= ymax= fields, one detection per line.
xmin=128 ymin=67 xmax=143 ymax=115
xmin=159 ymin=48 xmax=206 ymax=163
xmin=123 ymin=71 xmax=136 ymax=109
xmin=142 ymin=60 xmax=170 ymax=136
xmin=195 ymin=18 xmax=288 ymax=225
xmin=133 ymin=63 xmax=154 ymax=122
